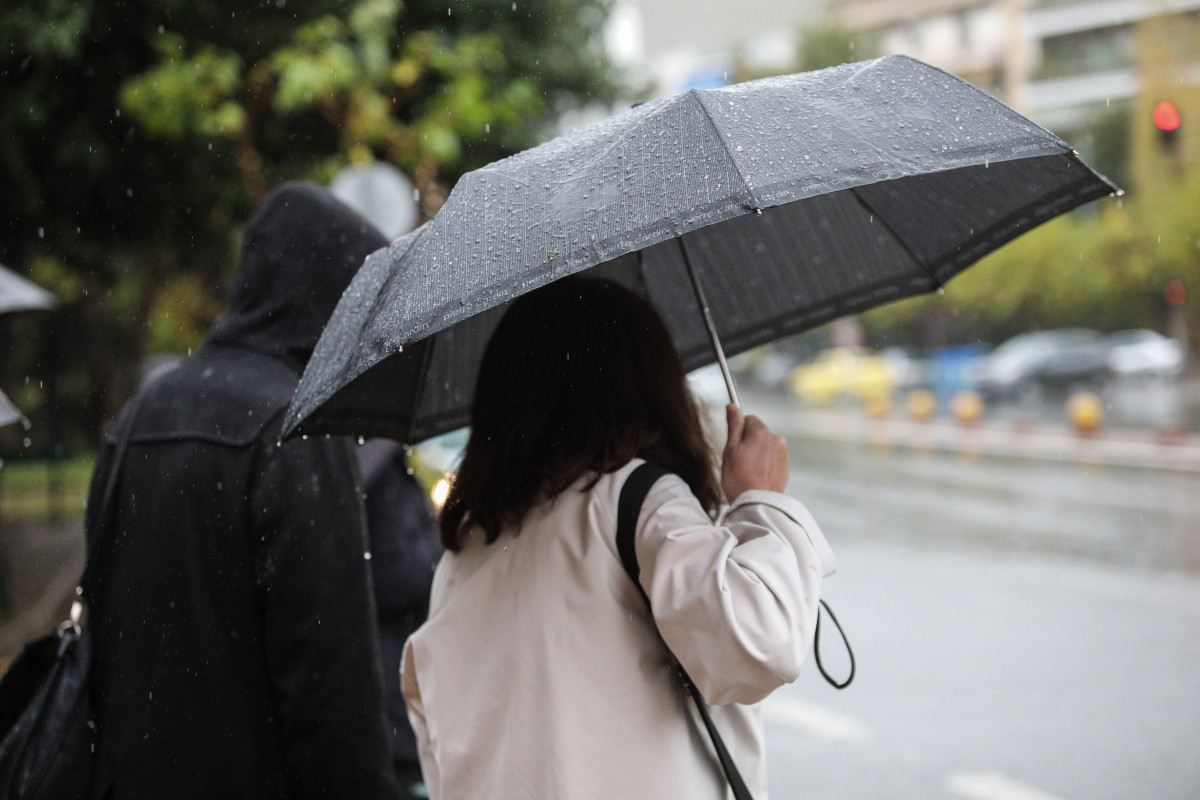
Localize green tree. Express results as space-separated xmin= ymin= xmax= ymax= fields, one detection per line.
xmin=0 ymin=0 xmax=619 ymax=453
xmin=797 ymin=19 xmax=875 ymax=72
xmin=860 ymin=172 xmax=1199 ymax=355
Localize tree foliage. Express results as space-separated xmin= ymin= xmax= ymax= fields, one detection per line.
xmin=861 ymin=171 xmax=1200 ymax=353
xmin=0 ymin=0 xmax=618 ymax=451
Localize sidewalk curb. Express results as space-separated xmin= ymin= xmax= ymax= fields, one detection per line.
xmin=737 ymin=393 xmax=1200 ymax=473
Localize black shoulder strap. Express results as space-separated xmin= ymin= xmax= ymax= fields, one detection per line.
xmin=615 ymin=461 xmax=667 ymax=601
xmin=79 ymin=377 xmax=163 ymax=598
xmin=616 ymin=461 xmax=754 ymax=800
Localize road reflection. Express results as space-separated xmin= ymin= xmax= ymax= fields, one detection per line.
xmin=786 ymin=437 xmax=1200 ymax=576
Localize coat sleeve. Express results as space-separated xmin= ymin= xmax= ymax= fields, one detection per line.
xmin=250 ymin=434 xmax=400 ymax=800
xmin=634 ymin=475 xmax=836 ymax=706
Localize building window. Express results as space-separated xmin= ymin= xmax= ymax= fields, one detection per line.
xmin=1036 ymin=25 xmax=1135 ymax=80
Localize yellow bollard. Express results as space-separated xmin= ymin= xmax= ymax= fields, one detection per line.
xmin=1067 ymin=391 xmax=1103 ymax=435
xmin=864 ymin=392 xmax=892 ymax=419
xmin=906 ymin=389 xmax=937 ymax=422
xmin=951 ymin=391 xmax=983 ymax=427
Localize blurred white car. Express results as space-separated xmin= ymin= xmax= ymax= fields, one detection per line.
xmin=688 ymin=363 xmax=731 ymax=407
xmin=972 ymin=329 xmax=1110 ymax=399
xmin=1106 ymin=329 xmax=1184 ymax=377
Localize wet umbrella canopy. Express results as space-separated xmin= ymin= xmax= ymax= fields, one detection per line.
xmin=0 ymin=264 xmax=56 ymax=429
xmin=0 ymin=389 xmax=23 ymax=429
xmin=283 ymin=55 xmax=1116 ymax=443
xmin=0 ymin=265 xmax=55 ymax=316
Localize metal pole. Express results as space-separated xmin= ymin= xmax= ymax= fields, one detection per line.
xmin=677 ymin=237 xmax=740 ymax=409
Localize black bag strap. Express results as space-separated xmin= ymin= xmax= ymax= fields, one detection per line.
xmin=616 ymin=461 xmax=754 ymax=800
xmin=78 ymin=379 xmax=161 ymax=601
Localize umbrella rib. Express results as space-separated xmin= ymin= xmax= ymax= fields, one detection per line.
xmin=848 ymin=188 xmax=943 ymax=292
xmin=690 ymin=91 xmax=760 ymax=212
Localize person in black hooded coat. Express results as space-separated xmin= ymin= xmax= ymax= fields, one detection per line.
xmin=83 ymin=183 xmax=400 ymax=800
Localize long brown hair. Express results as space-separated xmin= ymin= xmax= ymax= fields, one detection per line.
xmin=439 ymin=275 xmax=721 ymax=551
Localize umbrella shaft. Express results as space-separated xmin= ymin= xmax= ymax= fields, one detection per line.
xmin=678 ymin=238 xmax=740 ymax=409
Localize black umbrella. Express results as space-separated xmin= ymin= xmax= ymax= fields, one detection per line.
xmin=0 ymin=264 xmax=57 ymax=430
xmin=283 ymin=56 xmax=1116 ymax=443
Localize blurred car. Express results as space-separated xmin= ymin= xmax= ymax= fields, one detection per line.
xmin=789 ymin=347 xmax=896 ymax=404
xmin=688 ymin=363 xmax=731 ymax=407
xmin=1106 ymin=329 xmax=1184 ymax=377
xmin=879 ymin=346 xmax=932 ymax=393
xmin=972 ymin=329 xmax=1111 ymax=400
xmin=412 ymin=427 xmax=469 ymax=508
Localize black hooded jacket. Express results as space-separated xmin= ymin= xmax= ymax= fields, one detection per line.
xmin=84 ymin=184 xmax=399 ymax=800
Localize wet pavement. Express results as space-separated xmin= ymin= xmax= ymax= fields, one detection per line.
xmin=0 ymin=519 xmax=83 ymax=664
xmin=743 ymin=389 xmax=1200 ymax=800
xmin=4 ymin=387 xmax=1198 ymax=798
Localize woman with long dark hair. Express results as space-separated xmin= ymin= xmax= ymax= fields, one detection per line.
xmin=401 ymin=276 xmax=835 ymax=799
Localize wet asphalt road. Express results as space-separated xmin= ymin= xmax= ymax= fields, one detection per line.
xmin=759 ymin=430 xmax=1200 ymax=800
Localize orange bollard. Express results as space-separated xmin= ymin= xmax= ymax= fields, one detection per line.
xmin=951 ymin=391 xmax=983 ymax=427
xmin=906 ymin=389 xmax=937 ymax=422
xmin=1067 ymin=392 xmax=1103 ymax=436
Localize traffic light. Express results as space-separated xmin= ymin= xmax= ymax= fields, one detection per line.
xmin=1154 ymin=101 xmax=1181 ymax=150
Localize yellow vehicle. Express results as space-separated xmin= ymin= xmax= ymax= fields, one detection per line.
xmin=789 ymin=347 xmax=897 ymax=405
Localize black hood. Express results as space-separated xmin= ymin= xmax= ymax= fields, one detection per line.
xmin=206 ymin=182 xmax=389 ymax=372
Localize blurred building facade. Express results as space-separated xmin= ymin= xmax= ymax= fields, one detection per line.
xmin=600 ymin=0 xmax=1195 ymax=191
xmin=604 ymin=0 xmax=828 ymax=96
xmin=832 ymin=0 xmax=1200 ymax=189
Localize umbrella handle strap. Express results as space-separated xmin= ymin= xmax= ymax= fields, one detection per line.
xmin=814 ymin=599 xmax=856 ymax=689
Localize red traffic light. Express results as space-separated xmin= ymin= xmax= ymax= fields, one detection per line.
xmin=1154 ymin=101 xmax=1181 ymax=132
xmin=1165 ymin=279 xmax=1186 ymax=306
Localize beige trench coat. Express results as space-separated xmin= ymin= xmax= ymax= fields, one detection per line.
xmin=402 ymin=458 xmax=836 ymax=800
